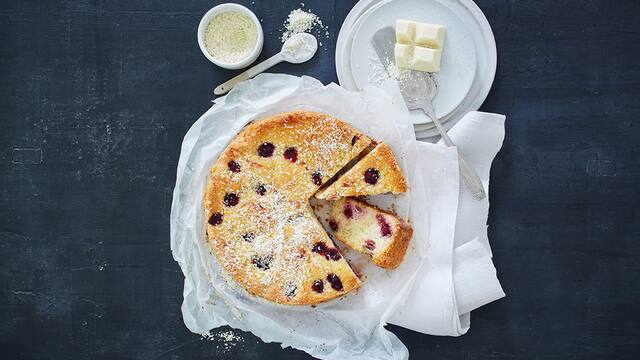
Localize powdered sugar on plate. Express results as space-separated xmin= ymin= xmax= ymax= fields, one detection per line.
xmin=368 ymin=55 xmax=414 ymax=86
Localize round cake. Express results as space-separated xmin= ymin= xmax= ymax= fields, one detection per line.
xmin=204 ymin=111 xmax=373 ymax=305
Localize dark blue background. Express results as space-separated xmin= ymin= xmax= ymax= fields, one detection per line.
xmin=1 ymin=1 xmax=639 ymax=359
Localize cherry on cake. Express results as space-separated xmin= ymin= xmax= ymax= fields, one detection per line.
xmin=205 ymin=111 xmax=373 ymax=305
xmin=329 ymin=198 xmax=413 ymax=269
xmin=315 ymin=143 xmax=409 ymax=200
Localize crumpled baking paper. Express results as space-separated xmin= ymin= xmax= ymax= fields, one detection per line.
xmin=171 ymin=74 xmax=430 ymax=359
xmin=170 ymin=74 xmax=506 ymax=359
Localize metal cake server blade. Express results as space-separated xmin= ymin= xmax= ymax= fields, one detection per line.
xmin=371 ymin=26 xmax=396 ymax=64
xmin=370 ymin=26 xmax=487 ymax=200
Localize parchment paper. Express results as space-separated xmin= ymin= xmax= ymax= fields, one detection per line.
xmin=170 ymin=74 xmax=430 ymax=359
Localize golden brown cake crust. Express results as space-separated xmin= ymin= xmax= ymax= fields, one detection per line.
xmin=204 ymin=111 xmax=372 ymax=305
xmin=315 ymin=143 xmax=409 ymax=200
xmin=373 ymin=218 xmax=413 ymax=269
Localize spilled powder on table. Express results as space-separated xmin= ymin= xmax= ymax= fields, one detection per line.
xmin=201 ymin=329 xmax=244 ymax=353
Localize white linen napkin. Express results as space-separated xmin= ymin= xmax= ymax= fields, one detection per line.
xmin=388 ymin=110 xmax=506 ymax=335
xmin=446 ymin=111 xmax=507 ymax=319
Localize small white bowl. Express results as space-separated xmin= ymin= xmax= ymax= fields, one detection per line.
xmin=197 ymin=3 xmax=264 ymax=70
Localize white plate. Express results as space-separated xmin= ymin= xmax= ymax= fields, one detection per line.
xmin=349 ymin=0 xmax=477 ymax=123
xmin=336 ymin=0 xmax=497 ymax=139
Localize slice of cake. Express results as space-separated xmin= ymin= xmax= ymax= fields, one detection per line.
xmin=315 ymin=143 xmax=408 ymax=200
xmin=328 ymin=198 xmax=413 ymax=269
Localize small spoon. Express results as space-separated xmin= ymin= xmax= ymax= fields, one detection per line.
xmin=214 ymin=33 xmax=318 ymax=95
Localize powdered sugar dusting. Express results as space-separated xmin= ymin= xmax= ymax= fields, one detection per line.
xmin=206 ymin=112 xmax=366 ymax=303
xmin=316 ymin=143 xmax=407 ymax=200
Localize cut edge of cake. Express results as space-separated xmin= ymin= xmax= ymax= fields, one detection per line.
xmin=329 ymin=197 xmax=413 ymax=269
xmin=315 ymin=142 xmax=409 ymax=200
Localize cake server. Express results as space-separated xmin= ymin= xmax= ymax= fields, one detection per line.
xmin=371 ymin=27 xmax=486 ymax=200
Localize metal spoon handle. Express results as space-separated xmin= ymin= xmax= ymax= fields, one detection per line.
xmin=423 ymin=105 xmax=487 ymax=200
xmin=214 ymin=53 xmax=284 ymax=95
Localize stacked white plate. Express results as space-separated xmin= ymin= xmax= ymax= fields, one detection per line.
xmin=336 ymin=0 xmax=497 ymax=139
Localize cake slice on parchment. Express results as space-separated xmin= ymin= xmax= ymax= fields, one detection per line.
xmin=328 ymin=198 xmax=413 ymax=269
xmin=315 ymin=143 xmax=408 ymax=200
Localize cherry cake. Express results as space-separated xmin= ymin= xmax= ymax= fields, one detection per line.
xmin=315 ymin=143 xmax=408 ymax=200
xmin=205 ymin=111 xmax=374 ymax=305
xmin=329 ymin=198 xmax=413 ymax=269
xmin=204 ymin=111 xmax=412 ymax=305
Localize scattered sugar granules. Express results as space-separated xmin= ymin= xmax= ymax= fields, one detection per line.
xmin=368 ymin=55 xmax=413 ymax=86
xmin=201 ymin=329 xmax=244 ymax=353
xmin=385 ymin=58 xmax=412 ymax=82
xmin=281 ymin=7 xmax=330 ymax=46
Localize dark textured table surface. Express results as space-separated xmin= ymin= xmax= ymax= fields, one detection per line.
xmin=1 ymin=0 xmax=639 ymax=359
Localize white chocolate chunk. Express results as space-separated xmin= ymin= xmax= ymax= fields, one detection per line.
xmin=394 ymin=19 xmax=446 ymax=72
xmin=394 ymin=43 xmax=441 ymax=72
xmin=414 ymin=22 xmax=446 ymax=48
xmin=395 ymin=19 xmax=446 ymax=49
xmin=395 ymin=19 xmax=415 ymax=44
xmin=394 ymin=43 xmax=412 ymax=68
xmin=410 ymin=46 xmax=442 ymax=72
